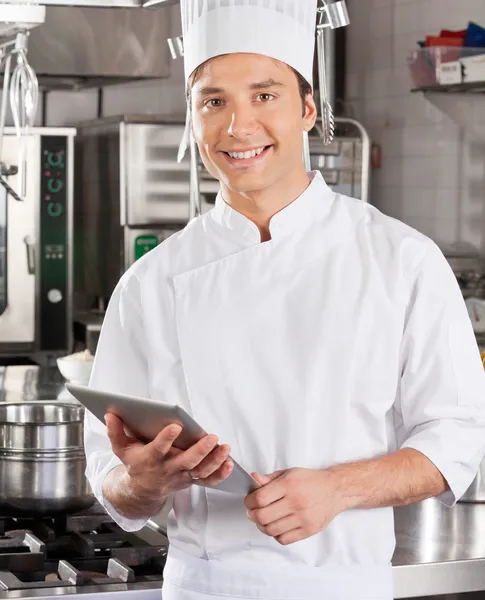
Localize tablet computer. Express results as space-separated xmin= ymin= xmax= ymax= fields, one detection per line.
xmin=67 ymin=383 xmax=260 ymax=495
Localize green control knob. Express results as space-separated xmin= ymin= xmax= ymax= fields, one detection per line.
xmin=47 ymin=152 xmax=64 ymax=168
xmin=47 ymin=202 xmax=63 ymax=217
xmin=47 ymin=179 xmax=63 ymax=193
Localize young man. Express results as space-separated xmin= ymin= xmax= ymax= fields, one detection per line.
xmin=84 ymin=1 xmax=485 ymax=599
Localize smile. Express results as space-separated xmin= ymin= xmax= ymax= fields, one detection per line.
xmin=222 ymin=145 xmax=273 ymax=166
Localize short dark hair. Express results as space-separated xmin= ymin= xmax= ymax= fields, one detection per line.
xmin=186 ymin=57 xmax=312 ymax=116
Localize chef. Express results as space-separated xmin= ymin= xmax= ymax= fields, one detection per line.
xmin=84 ymin=0 xmax=485 ymax=599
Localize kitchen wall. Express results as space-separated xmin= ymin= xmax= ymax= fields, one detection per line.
xmin=346 ymin=0 xmax=485 ymax=252
xmin=5 ymin=1 xmax=485 ymax=252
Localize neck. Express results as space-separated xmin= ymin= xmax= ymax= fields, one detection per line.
xmin=219 ymin=164 xmax=311 ymax=242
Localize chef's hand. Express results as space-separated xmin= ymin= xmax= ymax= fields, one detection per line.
xmin=244 ymin=468 xmax=343 ymax=546
xmin=105 ymin=413 xmax=234 ymax=502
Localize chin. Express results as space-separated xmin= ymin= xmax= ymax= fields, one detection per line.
xmin=218 ymin=171 xmax=272 ymax=194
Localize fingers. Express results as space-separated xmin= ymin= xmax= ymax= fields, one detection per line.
xmin=105 ymin=413 xmax=137 ymax=459
xmin=255 ymin=514 xmax=300 ymax=538
xmin=172 ymin=434 xmax=220 ymax=472
xmin=251 ymin=471 xmax=284 ymax=486
xmin=275 ymin=528 xmax=307 ymax=546
xmin=244 ymin=476 xmax=285 ymax=510
xmin=148 ymin=424 xmax=184 ymax=458
xmin=248 ymin=499 xmax=292 ymax=526
xmin=188 ymin=444 xmax=231 ymax=479
xmin=201 ymin=458 xmax=234 ymax=487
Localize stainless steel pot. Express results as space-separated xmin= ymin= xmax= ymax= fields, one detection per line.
xmin=459 ymin=461 xmax=485 ymax=503
xmin=0 ymin=402 xmax=95 ymax=514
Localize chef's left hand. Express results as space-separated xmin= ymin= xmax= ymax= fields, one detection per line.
xmin=244 ymin=468 xmax=344 ymax=546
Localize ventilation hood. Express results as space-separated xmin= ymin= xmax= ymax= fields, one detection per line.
xmin=0 ymin=1 xmax=177 ymax=89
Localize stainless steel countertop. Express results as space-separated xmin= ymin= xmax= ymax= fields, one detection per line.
xmin=2 ymin=366 xmax=485 ymax=597
xmin=0 ymin=366 xmax=70 ymax=403
xmin=393 ymin=498 xmax=485 ymax=597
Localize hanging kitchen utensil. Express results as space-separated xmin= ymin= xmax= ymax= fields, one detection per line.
xmin=0 ymin=43 xmax=17 ymax=201
xmin=303 ymin=131 xmax=312 ymax=172
xmin=321 ymin=0 xmax=350 ymax=29
xmin=0 ymin=45 xmax=12 ymax=164
xmin=316 ymin=26 xmax=334 ymax=146
xmin=189 ymin=134 xmax=201 ymax=220
xmin=0 ymin=172 xmax=22 ymax=202
xmin=316 ymin=1 xmax=350 ymax=146
xmin=9 ymin=31 xmax=39 ymax=201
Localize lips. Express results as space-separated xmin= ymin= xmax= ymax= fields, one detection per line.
xmin=225 ymin=146 xmax=266 ymax=160
xmin=222 ymin=145 xmax=272 ymax=159
xmin=221 ymin=145 xmax=273 ymax=167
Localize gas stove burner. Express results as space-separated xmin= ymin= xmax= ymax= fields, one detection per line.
xmin=0 ymin=502 xmax=167 ymax=595
xmin=0 ymin=557 xmax=144 ymax=590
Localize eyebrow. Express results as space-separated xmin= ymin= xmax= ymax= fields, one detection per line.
xmin=196 ymin=79 xmax=286 ymax=96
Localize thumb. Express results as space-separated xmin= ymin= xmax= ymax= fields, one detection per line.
xmin=252 ymin=470 xmax=285 ymax=486
xmin=105 ymin=413 xmax=134 ymax=456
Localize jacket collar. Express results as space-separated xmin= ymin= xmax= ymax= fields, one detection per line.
xmin=210 ymin=171 xmax=335 ymax=244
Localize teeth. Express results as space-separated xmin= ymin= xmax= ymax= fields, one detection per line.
xmin=227 ymin=147 xmax=266 ymax=159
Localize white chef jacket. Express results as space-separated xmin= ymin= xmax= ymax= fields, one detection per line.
xmin=85 ymin=171 xmax=485 ymax=600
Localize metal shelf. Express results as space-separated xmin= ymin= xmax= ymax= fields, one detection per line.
xmin=412 ymin=81 xmax=485 ymax=94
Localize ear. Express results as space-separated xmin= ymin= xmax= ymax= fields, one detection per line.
xmin=303 ymin=93 xmax=318 ymax=132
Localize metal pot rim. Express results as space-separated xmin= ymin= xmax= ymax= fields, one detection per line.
xmin=0 ymin=448 xmax=85 ymax=460
xmin=0 ymin=402 xmax=84 ymax=425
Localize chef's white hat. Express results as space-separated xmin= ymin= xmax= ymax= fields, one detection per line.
xmin=177 ymin=0 xmax=318 ymax=163
xmin=181 ymin=0 xmax=318 ymax=88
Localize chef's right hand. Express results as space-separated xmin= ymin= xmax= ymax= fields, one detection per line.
xmin=105 ymin=413 xmax=234 ymax=501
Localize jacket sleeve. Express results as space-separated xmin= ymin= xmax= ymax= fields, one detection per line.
xmin=395 ymin=241 xmax=485 ymax=506
xmin=84 ymin=273 xmax=150 ymax=531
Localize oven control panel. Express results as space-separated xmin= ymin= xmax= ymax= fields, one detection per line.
xmin=40 ymin=136 xmax=69 ymax=352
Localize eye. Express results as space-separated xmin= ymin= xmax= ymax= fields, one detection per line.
xmin=256 ymin=93 xmax=275 ymax=102
xmin=205 ymin=98 xmax=224 ymax=108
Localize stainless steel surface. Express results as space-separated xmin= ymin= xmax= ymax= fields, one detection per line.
xmin=316 ymin=27 xmax=334 ymax=145
xmin=73 ymin=312 xmax=103 ymax=354
xmin=9 ymin=32 xmax=39 ymax=202
xmin=303 ymin=131 xmax=312 ymax=172
xmin=309 ymin=117 xmax=371 ymax=202
xmin=460 ymin=461 xmax=485 ymax=502
xmin=0 ymin=366 xmax=67 ymax=403
xmin=0 ymin=450 xmax=93 ymax=514
xmin=1 ymin=0 xmax=179 ymax=5
xmin=393 ymin=499 xmax=485 ymax=597
xmin=74 ymin=116 xmax=215 ymax=310
xmin=13 ymin=5 xmax=171 ymax=90
xmin=320 ymin=1 xmax=350 ymax=30
xmin=167 ymin=35 xmax=184 ymax=60
xmin=189 ymin=134 xmax=201 ymax=220
xmin=0 ymin=403 xmax=84 ymax=450
xmin=337 ymin=117 xmax=371 ymax=204
xmin=0 ymin=503 xmax=167 ymax=599
xmin=315 ymin=1 xmax=349 ymax=145
xmin=0 ymin=186 xmax=5 ymax=316
xmin=0 ymin=401 xmax=94 ymax=514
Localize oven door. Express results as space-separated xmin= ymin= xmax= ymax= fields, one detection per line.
xmin=0 ymin=136 xmax=38 ymax=352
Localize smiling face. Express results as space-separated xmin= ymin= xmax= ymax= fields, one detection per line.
xmin=189 ymin=53 xmax=317 ymax=198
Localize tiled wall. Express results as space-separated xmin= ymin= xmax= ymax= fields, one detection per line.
xmin=346 ymin=0 xmax=485 ymax=252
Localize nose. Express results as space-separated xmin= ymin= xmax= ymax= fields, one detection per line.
xmin=227 ymin=104 xmax=258 ymax=140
